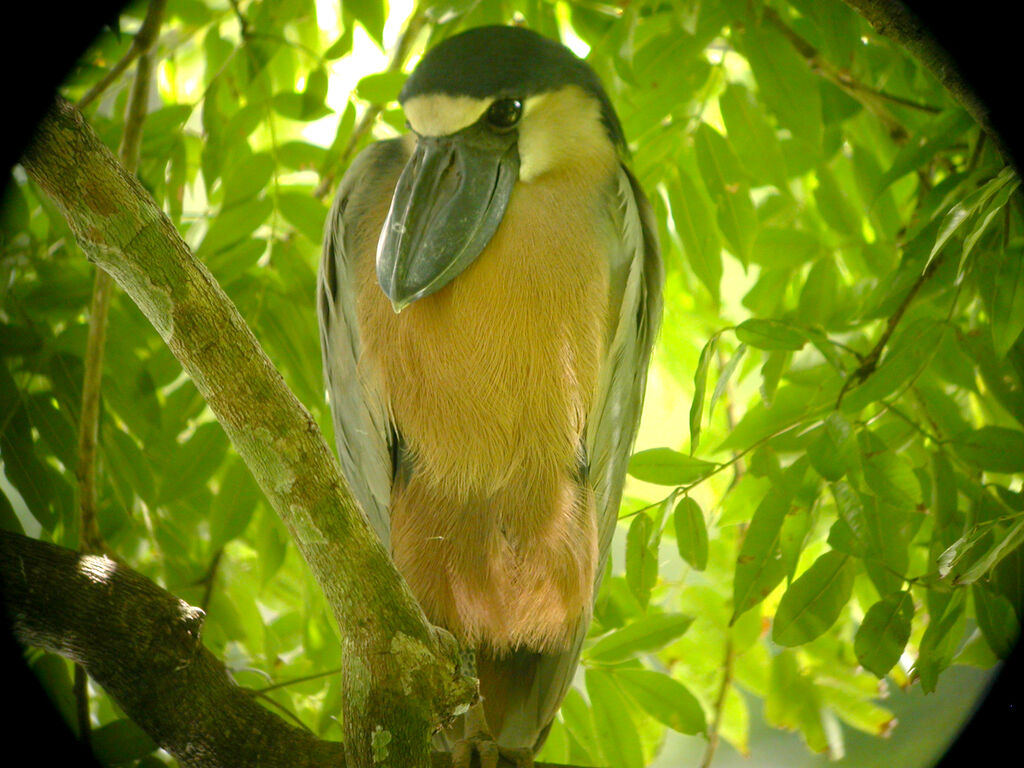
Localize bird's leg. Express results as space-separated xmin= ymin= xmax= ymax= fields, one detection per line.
xmin=450 ymin=649 xmax=534 ymax=768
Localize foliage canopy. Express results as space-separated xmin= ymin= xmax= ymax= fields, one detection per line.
xmin=1 ymin=0 xmax=1022 ymax=766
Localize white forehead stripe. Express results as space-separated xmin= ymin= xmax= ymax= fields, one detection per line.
xmin=402 ymin=94 xmax=491 ymax=137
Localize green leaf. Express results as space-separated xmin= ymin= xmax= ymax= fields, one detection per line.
xmin=926 ymin=167 xmax=1018 ymax=270
xmin=841 ymin=319 xmax=945 ymax=412
xmin=740 ymin=22 xmax=822 ymax=147
xmin=915 ymin=589 xmax=966 ymax=693
xmin=773 ymin=551 xmax=854 ymax=646
xmin=210 ymin=459 xmax=261 ymax=551
xmin=586 ymin=669 xmax=644 ymax=768
xmin=854 ymin=591 xmax=914 ymax=677
xmin=559 ymin=689 xmax=600 ymax=764
xmin=751 ymin=228 xmax=823 ymax=269
xmin=587 ymin=613 xmax=694 ymax=663
xmin=278 ymin=191 xmax=328 ymax=243
xmin=626 ymin=513 xmax=658 ymax=606
xmin=278 ymin=141 xmax=328 ymax=171
xmin=798 ymin=258 xmax=841 ymax=327
xmin=862 ymin=441 xmax=922 ymax=509
xmin=764 ymin=651 xmax=828 ymax=754
xmin=627 ymin=448 xmax=716 ymax=486
xmin=345 ymin=0 xmax=385 ymax=45
xmin=759 ymin=349 xmax=788 ymax=408
xmin=814 ymin=166 xmax=864 ymax=239
xmin=975 ymin=244 xmax=1024 ymax=357
xmin=807 ymin=412 xmax=855 ymax=482
xmin=104 ymin=426 xmax=157 ymax=507
xmin=827 ymin=481 xmax=868 ymax=552
xmin=962 ymin=173 xmax=1020 ymax=264
xmin=735 ymin=319 xmax=806 ymax=351
xmin=731 ymin=485 xmax=792 ymax=623
xmin=158 ymin=422 xmax=230 ymax=505
xmin=674 ymin=496 xmax=708 ymax=570
xmin=952 ymin=426 xmax=1024 ymax=473
xmin=199 ymin=197 xmax=273 ymax=257
xmin=694 ymin=122 xmax=757 ymax=265
xmin=670 ymin=170 xmax=723 ymax=302
xmin=221 ymin=153 xmax=274 ymax=207
xmin=615 ymin=669 xmax=707 ymax=735
xmin=709 ymin=343 xmax=746 ymax=426
xmin=972 ymin=585 xmax=1020 ymax=659
xmin=689 ymin=335 xmax=718 ymax=454
xmin=720 ymin=382 xmax=838 ymax=452
xmin=354 ymin=71 xmax=407 ymax=104
xmin=719 ymin=82 xmax=788 ymax=189
xmin=874 ymin=110 xmax=975 ymax=195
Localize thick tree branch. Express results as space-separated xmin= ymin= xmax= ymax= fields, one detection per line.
xmin=20 ymin=96 xmax=474 ymax=767
xmin=842 ymin=0 xmax=1015 ymax=168
xmin=0 ymin=530 xmax=345 ymax=768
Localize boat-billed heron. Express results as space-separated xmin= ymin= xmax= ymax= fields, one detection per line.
xmin=318 ymin=25 xmax=662 ymax=767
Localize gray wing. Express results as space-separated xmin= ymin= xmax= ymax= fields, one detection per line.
xmin=589 ymin=164 xmax=663 ymax=582
xmin=317 ymin=139 xmax=409 ymax=547
xmin=519 ymin=163 xmax=663 ymax=751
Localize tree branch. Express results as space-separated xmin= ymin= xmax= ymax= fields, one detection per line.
xmin=0 ymin=530 xmax=345 ymax=768
xmin=20 ymin=96 xmax=474 ymax=767
xmin=841 ymin=0 xmax=1015 ymax=168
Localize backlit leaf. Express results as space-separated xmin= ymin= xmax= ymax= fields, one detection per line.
xmin=627 ymin=448 xmax=716 ymax=486
xmin=587 ymin=613 xmax=694 ymax=663
xmin=854 ymin=591 xmax=913 ymax=677
xmin=615 ymin=669 xmax=707 ymax=735
xmin=773 ymin=551 xmax=854 ymax=646
xmin=674 ymin=496 xmax=708 ymax=570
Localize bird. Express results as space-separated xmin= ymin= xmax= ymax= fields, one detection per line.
xmin=318 ymin=24 xmax=662 ymax=767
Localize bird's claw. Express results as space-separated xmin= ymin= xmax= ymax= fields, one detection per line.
xmin=450 ymin=734 xmax=534 ymax=768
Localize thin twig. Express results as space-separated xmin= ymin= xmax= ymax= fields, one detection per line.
xmin=252 ymin=667 xmax=345 ymax=695
xmin=314 ymin=7 xmax=429 ymax=199
xmin=77 ymin=5 xmax=161 ymax=557
xmin=835 ymin=253 xmax=945 ymax=408
xmin=78 ymin=0 xmax=168 ymax=110
xmin=699 ymin=636 xmax=735 ymax=768
xmin=198 ymin=548 xmax=223 ymax=613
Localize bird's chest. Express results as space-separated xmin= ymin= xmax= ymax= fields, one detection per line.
xmin=358 ymin=182 xmax=610 ymax=496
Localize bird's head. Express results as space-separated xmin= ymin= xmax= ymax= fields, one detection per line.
xmin=376 ymin=25 xmax=625 ymax=312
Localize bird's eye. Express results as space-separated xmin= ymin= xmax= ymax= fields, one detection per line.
xmin=486 ymin=98 xmax=523 ymax=130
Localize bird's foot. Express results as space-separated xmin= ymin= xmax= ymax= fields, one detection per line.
xmin=450 ymin=734 xmax=534 ymax=768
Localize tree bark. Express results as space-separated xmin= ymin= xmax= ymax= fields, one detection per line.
xmin=19 ymin=96 xmax=475 ymax=768
xmin=0 ymin=530 xmax=345 ymax=767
